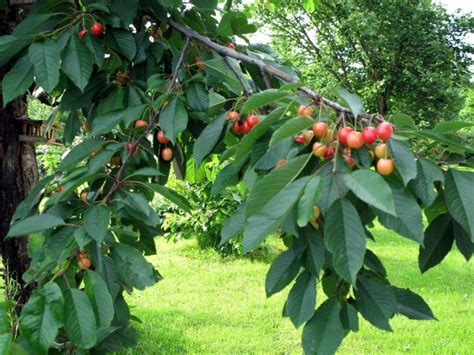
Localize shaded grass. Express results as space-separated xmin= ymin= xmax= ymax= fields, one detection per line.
xmin=121 ymin=225 xmax=473 ymax=354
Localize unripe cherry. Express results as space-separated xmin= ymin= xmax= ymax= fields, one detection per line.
xmin=80 ymin=191 xmax=88 ymax=202
xmin=297 ymin=105 xmax=313 ymax=117
xmin=303 ymin=130 xmax=314 ymax=143
xmin=227 ymin=111 xmax=240 ymax=122
xmin=337 ymin=127 xmax=353 ymax=144
xmin=134 ymin=119 xmax=148 ymax=128
xmin=377 ymin=158 xmax=394 ymax=176
xmin=312 ymin=142 xmax=327 ymax=157
xmin=161 ymin=147 xmax=173 ymax=161
xmin=344 ymin=155 xmax=356 ymax=169
xmin=374 ymin=143 xmax=387 ymax=159
xmin=362 ymin=126 xmax=377 ymax=144
xmin=313 ymin=206 xmax=320 ymax=219
xmin=78 ymin=256 xmax=92 ymax=270
xmin=195 ymin=56 xmax=205 ymax=70
xmin=312 ymin=122 xmax=327 ymax=138
xmin=347 ymin=131 xmax=364 ymax=149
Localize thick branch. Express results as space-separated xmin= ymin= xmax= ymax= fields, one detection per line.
xmin=168 ymin=19 xmax=377 ymax=121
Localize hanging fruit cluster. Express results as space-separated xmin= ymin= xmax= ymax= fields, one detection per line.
xmin=227 ymin=110 xmax=260 ymax=135
xmin=293 ymin=104 xmax=395 ymax=176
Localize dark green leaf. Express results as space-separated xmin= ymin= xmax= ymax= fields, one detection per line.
xmin=193 ymin=113 xmax=226 ymax=167
xmin=104 ymin=29 xmax=136 ymax=61
xmin=265 ymin=248 xmax=300 ymax=297
xmin=409 ymin=158 xmax=444 ymax=207
xmin=28 ymin=39 xmax=60 ymax=92
xmin=62 ymin=33 xmax=93 ymax=91
xmin=297 ymin=176 xmax=322 ymax=227
xmin=84 ymin=206 xmax=110 ymax=242
xmin=91 ymin=110 xmax=124 ymax=136
xmin=302 ymin=298 xmax=347 ymax=355
xmin=343 ymin=169 xmax=395 ymax=216
xmin=186 ymin=81 xmax=209 ymax=112
xmin=148 ymin=184 xmax=192 ymax=213
xmin=392 ymin=113 xmax=415 ymax=129
xmin=2 ymin=55 xmax=34 ymax=106
xmin=7 ymin=214 xmax=65 ymax=237
xmin=159 ymin=97 xmax=188 ymax=145
xmin=336 ymin=87 xmax=363 ymax=117
xmin=270 ymin=116 xmax=314 ymax=147
xmin=241 ymin=89 xmax=289 ymax=114
xmin=453 ymin=220 xmax=473 ymax=261
xmin=419 ymin=214 xmax=454 ymax=273
xmin=434 ymin=121 xmax=474 ymax=133
xmin=391 ymin=286 xmax=436 ymax=320
xmin=59 ymin=139 xmax=107 ymax=171
xmin=324 ymin=199 xmax=366 ymax=286
xmin=64 ymin=289 xmax=97 ymax=349
xmin=285 ymin=271 xmax=316 ymax=328
xmin=84 ymin=270 xmax=114 ymax=328
xmin=340 ymin=302 xmax=359 ymax=332
xmin=445 ymin=169 xmax=474 ymax=241
xmin=355 ymin=276 xmax=397 ymax=331
xmin=388 ymin=139 xmax=417 ymax=186
xmin=220 ymin=203 xmax=246 ymax=246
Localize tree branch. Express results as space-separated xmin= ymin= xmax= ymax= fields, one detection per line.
xmin=223 ymin=56 xmax=252 ymax=95
xmin=168 ymin=19 xmax=379 ymax=121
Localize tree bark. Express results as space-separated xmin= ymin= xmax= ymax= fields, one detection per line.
xmin=0 ymin=7 xmax=38 ymax=304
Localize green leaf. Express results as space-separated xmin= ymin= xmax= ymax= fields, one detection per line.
xmin=302 ymin=227 xmax=326 ymax=276
xmin=409 ymin=158 xmax=444 ymax=207
xmin=246 ymin=153 xmax=311 ymax=217
xmin=111 ymin=0 xmax=138 ymax=25
xmin=104 ymin=29 xmax=136 ymax=61
xmin=59 ymin=139 xmax=107 ymax=171
xmin=63 ymin=111 xmax=82 ymax=145
xmin=364 ymin=249 xmax=387 ymax=278
xmin=391 ymin=286 xmax=436 ymax=320
xmin=148 ymin=184 xmax=192 ymax=213
xmin=336 ymin=87 xmax=363 ymax=117
xmin=220 ymin=203 xmax=246 ymax=246
xmin=453 ymin=220 xmax=473 ymax=261
xmin=127 ymin=167 xmax=163 ymax=178
xmin=324 ymin=199 xmax=366 ymax=286
xmin=409 ymin=129 xmax=474 ymax=153
xmin=343 ymin=169 xmax=396 ymax=216
xmin=28 ymin=39 xmax=61 ymax=93
xmin=83 ymin=33 xmax=105 ymax=67
xmin=340 ymin=302 xmax=359 ymax=332
xmin=160 ymin=97 xmax=188 ymax=145
xmin=64 ymin=289 xmax=97 ymax=349
xmin=244 ymin=177 xmax=309 ymax=253
xmin=0 ymin=333 xmax=12 ymax=355
xmin=392 ymin=113 xmax=415 ymax=129
xmin=111 ymin=244 xmax=159 ymax=290
xmin=84 ymin=270 xmax=114 ymax=328
xmin=122 ymin=104 xmax=147 ymax=126
xmin=186 ymin=81 xmax=209 ymax=112
xmin=2 ymin=55 xmax=34 ymax=106
xmin=191 ymin=0 xmax=217 ymax=11
xmin=302 ymin=298 xmax=347 ymax=355
xmin=375 ymin=185 xmax=424 ymax=245
xmin=388 ymin=139 xmax=417 ymax=186
xmin=265 ymin=248 xmax=300 ymax=297
xmin=7 ymin=214 xmax=65 ymax=237
xmin=269 ymin=116 xmax=314 ymax=147
xmin=204 ymin=57 xmax=243 ymax=93
xmin=193 ymin=113 xmax=226 ymax=167
xmin=434 ymin=120 xmax=474 ymax=133
xmin=234 ymin=106 xmax=288 ymax=161
xmin=88 ymin=148 xmax=118 ymax=174
xmin=20 ymin=283 xmax=64 ymax=354
xmin=62 ymin=33 xmax=93 ymax=91
xmin=355 ymin=276 xmax=397 ymax=331
xmin=92 ymin=110 xmax=125 ymax=136
xmin=84 ymin=206 xmax=110 ymax=242
xmin=318 ymin=168 xmax=349 ymax=213
xmin=285 ymin=271 xmax=316 ymax=328
xmin=241 ymin=89 xmax=289 ymax=114
xmin=12 ymin=175 xmax=54 ymax=222
xmin=297 ymin=176 xmax=322 ymax=227
xmin=445 ymin=169 xmax=474 ymax=241
xmin=419 ymin=214 xmax=454 ymax=273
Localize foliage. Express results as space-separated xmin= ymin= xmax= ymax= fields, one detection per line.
xmin=251 ymin=0 xmax=474 ymax=123
xmin=156 ymin=158 xmax=243 ymax=256
xmin=0 ymin=0 xmax=473 ymax=354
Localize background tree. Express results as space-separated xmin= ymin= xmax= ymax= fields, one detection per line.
xmin=251 ymin=0 xmax=474 ymax=123
xmin=0 ymin=0 xmax=473 ymax=354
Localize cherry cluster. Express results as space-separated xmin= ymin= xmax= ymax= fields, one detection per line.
xmin=132 ymin=119 xmax=173 ymax=161
xmin=78 ymin=22 xmax=104 ymax=38
xmin=293 ymin=105 xmax=395 ymax=175
xmin=227 ymin=111 xmax=260 ymax=135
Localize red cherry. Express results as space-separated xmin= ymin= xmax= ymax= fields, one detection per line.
xmin=227 ymin=43 xmax=235 ymax=49
xmin=323 ymin=146 xmax=335 ymax=158
xmin=246 ymin=115 xmax=260 ymax=128
xmin=337 ymin=127 xmax=353 ymax=144
xmin=376 ymin=122 xmax=394 ymax=142
xmin=232 ymin=121 xmax=242 ymax=135
xmin=275 ymin=159 xmax=286 ymax=168
xmin=91 ymin=22 xmax=104 ymax=37
xmin=347 ymin=131 xmax=364 ymax=149
xmin=78 ymin=29 xmax=87 ymax=38
xmin=362 ymin=127 xmax=377 ymax=144
xmin=157 ymin=131 xmax=170 ymax=144
xmin=312 ymin=122 xmax=327 ymax=138
xmin=241 ymin=120 xmax=251 ymax=134
xmin=294 ymin=135 xmax=305 ymax=144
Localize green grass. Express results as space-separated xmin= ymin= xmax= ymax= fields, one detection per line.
xmin=122 ymin=226 xmax=473 ymax=354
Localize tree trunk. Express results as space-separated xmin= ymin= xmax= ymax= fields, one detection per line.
xmin=0 ymin=7 xmax=38 ymax=304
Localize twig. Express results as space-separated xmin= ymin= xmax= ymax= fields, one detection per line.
xmin=223 ymin=56 xmax=252 ymax=95
xmin=168 ymin=19 xmax=382 ymax=123
xmin=102 ymin=35 xmax=191 ymax=203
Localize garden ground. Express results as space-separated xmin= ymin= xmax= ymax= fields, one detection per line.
xmin=122 ymin=225 xmax=473 ymax=354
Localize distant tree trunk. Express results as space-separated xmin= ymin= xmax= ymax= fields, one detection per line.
xmin=0 ymin=6 xmax=38 ymax=304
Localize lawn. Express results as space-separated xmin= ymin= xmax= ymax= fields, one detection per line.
xmin=122 ymin=225 xmax=473 ymax=354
